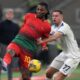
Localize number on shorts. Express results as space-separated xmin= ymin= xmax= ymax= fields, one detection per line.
xmin=62 ymin=64 xmax=71 ymax=72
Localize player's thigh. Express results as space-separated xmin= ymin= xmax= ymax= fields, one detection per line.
xmin=7 ymin=42 xmax=20 ymax=56
xmin=50 ymin=58 xmax=64 ymax=70
xmin=46 ymin=59 xmax=64 ymax=78
xmin=19 ymin=48 xmax=33 ymax=69
xmin=60 ymin=58 xmax=79 ymax=75
xmin=50 ymin=51 xmax=69 ymax=70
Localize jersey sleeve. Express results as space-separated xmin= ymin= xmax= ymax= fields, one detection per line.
xmin=43 ymin=22 xmax=51 ymax=38
xmin=41 ymin=22 xmax=51 ymax=47
xmin=24 ymin=13 xmax=31 ymax=21
xmin=21 ymin=13 xmax=32 ymax=28
xmin=58 ymin=24 xmax=69 ymax=35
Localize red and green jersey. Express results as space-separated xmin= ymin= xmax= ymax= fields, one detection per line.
xmin=19 ymin=13 xmax=51 ymax=39
xmin=12 ymin=13 xmax=51 ymax=52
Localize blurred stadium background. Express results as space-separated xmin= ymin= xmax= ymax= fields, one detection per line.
xmin=0 ymin=0 xmax=80 ymax=80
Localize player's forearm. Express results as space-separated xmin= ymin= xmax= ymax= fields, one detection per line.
xmin=42 ymin=35 xmax=57 ymax=43
xmin=42 ymin=32 xmax=62 ymax=43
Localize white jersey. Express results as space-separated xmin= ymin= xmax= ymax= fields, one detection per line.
xmin=51 ymin=21 xmax=80 ymax=58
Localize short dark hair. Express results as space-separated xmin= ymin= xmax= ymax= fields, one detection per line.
xmin=39 ymin=2 xmax=49 ymax=10
xmin=53 ymin=10 xmax=63 ymax=14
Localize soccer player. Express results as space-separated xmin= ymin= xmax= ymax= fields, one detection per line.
xmin=38 ymin=10 xmax=80 ymax=80
xmin=1 ymin=2 xmax=51 ymax=80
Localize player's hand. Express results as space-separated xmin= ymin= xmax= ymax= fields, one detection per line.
xmin=37 ymin=39 xmax=48 ymax=51
xmin=37 ymin=39 xmax=43 ymax=45
xmin=42 ymin=46 xmax=48 ymax=51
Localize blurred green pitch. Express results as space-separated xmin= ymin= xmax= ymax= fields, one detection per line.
xmin=0 ymin=66 xmax=80 ymax=80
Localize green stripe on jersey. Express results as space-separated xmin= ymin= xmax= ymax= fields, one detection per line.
xmin=12 ymin=34 xmax=37 ymax=53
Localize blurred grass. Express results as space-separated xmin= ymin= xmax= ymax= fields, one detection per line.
xmin=0 ymin=65 xmax=80 ymax=80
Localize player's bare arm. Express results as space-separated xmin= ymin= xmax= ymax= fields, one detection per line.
xmin=38 ymin=31 xmax=63 ymax=44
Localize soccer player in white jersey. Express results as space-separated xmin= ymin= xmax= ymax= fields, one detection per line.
xmin=38 ymin=10 xmax=80 ymax=80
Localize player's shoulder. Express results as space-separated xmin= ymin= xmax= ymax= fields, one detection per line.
xmin=25 ymin=13 xmax=36 ymax=17
xmin=44 ymin=20 xmax=51 ymax=27
xmin=62 ymin=21 xmax=71 ymax=29
xmin=23 ymin=13 xmax=36 ymax=20
xmin=63 ymin=21 xmax=70 ymax=27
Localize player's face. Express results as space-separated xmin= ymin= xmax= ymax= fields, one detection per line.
xmin=36 ymin=5 xmax=48 ymax=19
xmin=52 ymin=12 xmax=63 ymax=26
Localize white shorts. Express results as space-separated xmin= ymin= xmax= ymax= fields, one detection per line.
xmin=50 ymin=52 xmax=80 ymax=75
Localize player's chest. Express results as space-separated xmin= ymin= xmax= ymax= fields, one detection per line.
xmin=26 ymin=18 xmax=47 ymax=32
